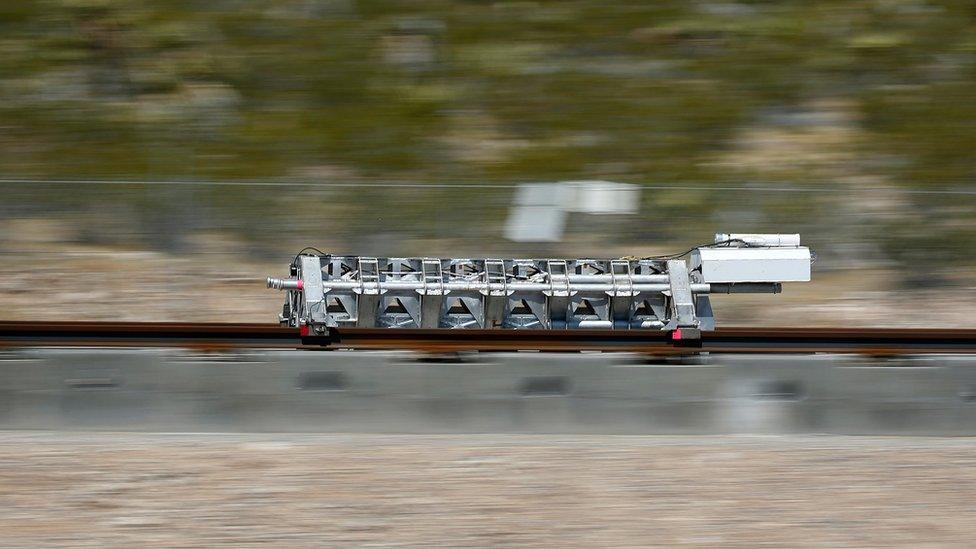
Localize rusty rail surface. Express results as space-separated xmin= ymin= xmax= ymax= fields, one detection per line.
xmin=0 ymin=322 xmax=298 ymax=350
xmin=1 ymin=321 xmax=976 ymax=354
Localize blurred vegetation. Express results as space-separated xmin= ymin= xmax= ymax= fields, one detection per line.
xmin=0 ymin=0 xmax=974 ymax=263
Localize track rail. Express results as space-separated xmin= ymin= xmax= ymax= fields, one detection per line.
xmin=0 ymin=322 xmax=297 ymax=349
xmin=1 ymin=321 xmax=976 ymax=354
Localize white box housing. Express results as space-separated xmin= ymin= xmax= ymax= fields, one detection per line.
xmin=692 ymin=247 xmax=811 ymax=283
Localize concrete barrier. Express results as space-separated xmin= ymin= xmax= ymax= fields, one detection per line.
xmin=0 ymin=349 xmax=974 ymax=434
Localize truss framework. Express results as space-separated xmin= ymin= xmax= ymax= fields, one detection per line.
xmin=268 ymin=234 xmax=810 ymax=336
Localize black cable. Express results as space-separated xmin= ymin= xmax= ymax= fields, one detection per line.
xmin=639 ymin=238 xmax=750 ymax=260
xmin=292 ymin=247 xmax=328 ymax=266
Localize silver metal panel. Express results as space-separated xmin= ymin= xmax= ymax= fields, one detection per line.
xmin=666 ymin=260 xmax=697 ymax=328
xmin=298 ymin=255 xmax=331 ymax=327
xmin=692 ymin=247 xmax=811 ymax=283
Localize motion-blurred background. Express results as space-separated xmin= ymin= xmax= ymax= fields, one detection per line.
xmin=1 ymin=0 xmax=974 ymax=326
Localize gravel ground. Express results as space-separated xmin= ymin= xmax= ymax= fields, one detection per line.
xmin=0 ymin=433 xmax=974 ymax=547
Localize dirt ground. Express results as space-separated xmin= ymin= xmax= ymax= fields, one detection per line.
xmin=0 ymin=433 xmax=974 ymax=547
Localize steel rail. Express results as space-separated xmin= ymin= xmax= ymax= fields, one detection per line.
xmin=0 ymin=321 xmax=298 ymax=349
xmin=1 ymin=321 xmax=976 ymax=354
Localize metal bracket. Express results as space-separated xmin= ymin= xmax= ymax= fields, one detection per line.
xmin=665 ymin=259 xmax=697 ymax=330
xmin=299 ymin=255 xmax=334 ymax=328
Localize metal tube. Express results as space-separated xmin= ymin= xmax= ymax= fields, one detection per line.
xmin=430 ymin=274 xmax=669 ymax=283
xmin=267 ymin=277 xmax=302 ymax=290
xmin=715 ymin=233 xmax=800 ymax=247
xmin=709 ymin=282 xmax=782 ymax=294
xmin=575 ymin=320 xmax=613 ymax=328
xmin=309 ymin=280 xmax=711 ymax=293
xmin=566 ymin=274 xmax=668 ymax=283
